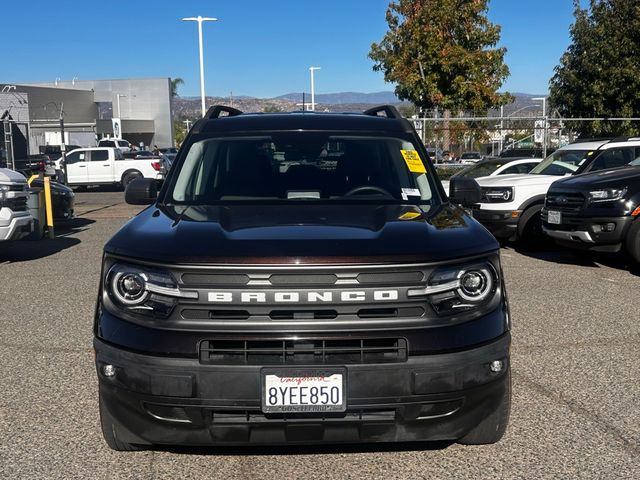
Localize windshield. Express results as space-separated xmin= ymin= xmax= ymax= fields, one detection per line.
xmin=169 ymin=134 xmax=435 ymax=205
xmin=529 ymin=149 xmax=593 ymax=176
xmin=453 ymin=161 xmax=503 ymax=179
xmin=461 ymin=152 xmax=481 ymax=159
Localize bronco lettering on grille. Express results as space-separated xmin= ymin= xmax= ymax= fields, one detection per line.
xmin=207 ymin=290 xmax=399 ymax=303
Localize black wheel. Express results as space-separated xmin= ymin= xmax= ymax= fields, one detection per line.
xmin=458 ymin=369 xmax=511 ymax=445
xmin=625 ymin=220 xmax=640 ymax=263
xmin=99 ymin=391 xmax=143 ymax=451
xmin=121 ymin=171 xmax=142 ymax=190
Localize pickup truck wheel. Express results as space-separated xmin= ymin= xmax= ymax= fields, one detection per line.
xmin=625 ymin=220 xmax=640 ymax=263
xmin=121 ymin=171 xmax=142 ymax=190
xmin=99 ymin=391 xmax=143 ymax=451
xmin=458 ymin=369 xmax=511 ymax=445
xmin=518 ymin=206 xmax=548 ymax=246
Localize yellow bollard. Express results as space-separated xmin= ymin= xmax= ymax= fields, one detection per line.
xmin=43 ymin=177 xmax=55 ymax=239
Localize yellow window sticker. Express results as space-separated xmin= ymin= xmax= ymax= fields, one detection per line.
xmin=401 ymin=150 xmax=426 ymax=174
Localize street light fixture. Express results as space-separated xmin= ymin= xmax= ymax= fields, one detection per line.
xmin=182 ymin=16 xmax=218 ymax=118
xmin=309 ymin=66 xmax=321 ymax=112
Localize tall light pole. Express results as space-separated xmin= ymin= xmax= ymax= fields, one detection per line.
xmin=532 ymin=96 xmax=547 ymax=158
xmin=182 ymin=16 xmax=218 ymax=118
xmin=116 ymin=94 xmax=127 ymax=118
xmin=309 ymin=66 xmax=321 ymax=112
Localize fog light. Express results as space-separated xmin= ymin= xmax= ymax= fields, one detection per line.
xmin=603 ymin=223 xmax=616 ymax=232
xmin=103 ymin=364 xmax=117 ymax=377
xmin=489 ymin=360 xmax=503 ymax=373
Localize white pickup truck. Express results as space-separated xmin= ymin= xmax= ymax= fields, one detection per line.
xmin=55 ymin=147 xmax=163 ymax=188
xmin=472 ymin=140 xmax=610 ymax=241
xmin=0 ymin=168 xmax=33 ymax=248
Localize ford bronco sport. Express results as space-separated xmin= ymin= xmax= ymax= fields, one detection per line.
xmin=94 ymin=105 xmax=511 ymax=450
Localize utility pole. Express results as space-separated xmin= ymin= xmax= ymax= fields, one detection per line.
xmin=533 ymin=97 xmax=547 ymax=158
xmin=499 ymin=105 xmax=504 ymax=155
xmin=59 ymin=102 xmax=68 ymax=185
xmin=183 ymin=119 xmax=192 ymax=131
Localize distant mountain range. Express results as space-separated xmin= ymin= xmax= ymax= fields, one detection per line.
xmin=174 ymin=91 xmax=549 ymax=119
xmin=274 ymin=91 xmax=401 ymax=105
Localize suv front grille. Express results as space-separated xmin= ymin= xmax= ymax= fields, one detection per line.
xmin=199 ymin=338 xmax=408 ymax=365
xmin=4 ymin=197 xmax=28 ymax=212
xmin=546 ymin=191 xmax=585 ymax=211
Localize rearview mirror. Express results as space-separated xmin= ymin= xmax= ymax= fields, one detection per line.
xmin=125 ymin=178 xmax=157 ymax=205
xmin=449 ymin=176 xmax=481 ymax=207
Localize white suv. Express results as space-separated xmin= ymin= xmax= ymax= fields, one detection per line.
xmin=98 ymin=138 xmax=132 ymax=153
xmin=472 ymin=140 xmax=610 ymax=241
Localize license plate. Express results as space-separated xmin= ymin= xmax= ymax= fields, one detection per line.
xmin=548 ymin=210 xmax=561 ymax=225
xmin=261 ymin=369 xmax=346 ymax=413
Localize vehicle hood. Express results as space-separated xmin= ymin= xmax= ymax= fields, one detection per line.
xmin=0 ymin=168 xmax=28 ymax=184
xmin=476 ymin=173 xmax=563 ymax=188
xmin=550 ymin=167 xmax=640 ymax=190
xmin=105 ymin=203 xmax=498 ymax=264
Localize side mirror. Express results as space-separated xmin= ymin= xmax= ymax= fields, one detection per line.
xmin=125 ymin=177 xmax=158 ymax=205
xmin=449 ymin=176 xmax=481 ymax=207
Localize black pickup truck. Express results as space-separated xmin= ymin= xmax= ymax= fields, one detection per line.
xmin=94 ymin=105 xmax=511 ymax=450
xmin=542 ymin=162 xmax=640 ymax=262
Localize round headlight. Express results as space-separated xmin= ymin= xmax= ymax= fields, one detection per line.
xmin=458 ymin=268 xmax=493 ymax=301
xmin=111 ymin=272 xmax=149 ymax=305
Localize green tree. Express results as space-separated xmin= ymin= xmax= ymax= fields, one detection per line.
xmin=549 ymin=0 xmax=640 ymax=136
xmin=170 ymin=78 xmax=184 ymax=98
xmin=263 ymin=104 xmax=283 ymax=113
xmin=369 ymin=0 xmax=512 ymax=113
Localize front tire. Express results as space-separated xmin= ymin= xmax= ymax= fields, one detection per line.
xmin=458 ymin=370 xmax=511 ymax=445
xmin=625 ymin=220 xmax=640 ymax=263
xmin=99 ymin=391 xmax=143 ymax=451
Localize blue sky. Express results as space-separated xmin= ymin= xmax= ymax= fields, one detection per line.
xmin=4 ymin=0 xmax=581 ymax=98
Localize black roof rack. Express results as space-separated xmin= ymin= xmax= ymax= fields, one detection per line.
xmin=205 ymin=105 xmax=243 ymax=119
xmin=363 ymin=105 xmax=403 ymax=119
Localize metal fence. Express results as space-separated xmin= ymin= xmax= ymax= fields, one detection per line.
xmin=411 ymin=115 xmax=640 ymax=161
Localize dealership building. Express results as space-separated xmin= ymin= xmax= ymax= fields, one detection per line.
xmin=1 ymin=78 xmax=174 ymax=160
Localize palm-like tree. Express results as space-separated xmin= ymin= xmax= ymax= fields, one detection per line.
xmin=170 ymin=78 xmax=184 ymax=98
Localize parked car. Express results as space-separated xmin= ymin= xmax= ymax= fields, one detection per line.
xmin=98 ymin=138 xmax=132 ymax=153
xmin=459 ymin=151 xmax=483 ymax=164
xmin=442 ymin=158 xmax=542 ymax=195
xmin=0 ymin=168 xmax=33 ymax=248
xmin=94 ymin=105 xmax=511 ymax=451
xmin=499 ymin=147 xmax=549 ymax=159
xmin=158 ymin=147 xmax=178 ymax=162
xmin=54 ymin=147 xmax=163 ymax=188
xmin=471 ymin=140 xmax=609 ymax=241
xmin=542 ymin=158 xmax=640 ymax=262
xmin=29 ymin=178 xmax=75 ymax=221
xmin=1 ymin=154 xmax=51 ymax=177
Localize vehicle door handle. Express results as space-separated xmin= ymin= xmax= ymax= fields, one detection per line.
xmin=103 ymin=164 xmax=110 ymax=166
xmin=78 ymin=165 xmax=87 ymax=168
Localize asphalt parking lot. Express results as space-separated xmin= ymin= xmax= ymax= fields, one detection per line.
xmin=1 ymin=189 xmax=639 ymax=480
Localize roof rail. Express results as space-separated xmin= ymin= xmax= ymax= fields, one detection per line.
xmin=610 ymin=136 xmax=640 ymax=143
xmin=205 ymin=105 xmax=243 ymax=119
xmin=569 ymin=137 xmax=613 ymax=144
xmin=363 ymin=105 xmax=403 ymax=119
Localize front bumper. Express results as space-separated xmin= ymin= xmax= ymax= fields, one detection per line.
xmin=0 ymin=209 xmax=33 ymax=241
xmin=472 ymin=208 xmax=520 ymax=238
xmin=542 ymin=211 xmax=633 ymax=251
xmin=95 ymin=333 xmax=510 ymax=446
